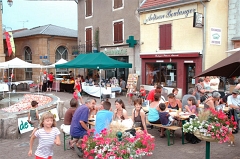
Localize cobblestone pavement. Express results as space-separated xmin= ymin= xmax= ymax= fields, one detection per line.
xmin=0 ymin=92 xmax=240 ymax=159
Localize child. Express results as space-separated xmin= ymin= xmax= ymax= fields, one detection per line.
xmin=185 ymin=97 xmax=197 ymax=115
xmin=28 ymin=112 xmax=61 ymax=159
xmin=139 ymin=85 xmax=146 ymax=100
xmin=159 ymin=103 xmax=174 ymax=126
xmin=128 ymin=84 xmax=136 ymax=105
xmin=28 ymin=101 xmax=39 ymax=138
xmin=73 ymin=88 xmax=83 ymax=105
xmin=95 ymin=101 xmax=114 ymax=135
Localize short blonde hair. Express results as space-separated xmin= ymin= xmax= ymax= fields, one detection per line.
xmin=39 ymin=112 xmax=57 ymax=128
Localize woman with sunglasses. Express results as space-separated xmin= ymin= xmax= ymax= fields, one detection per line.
xmin=114 ymin=99 xmax=128 ymax=121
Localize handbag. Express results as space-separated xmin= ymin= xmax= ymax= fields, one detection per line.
xmin=125 ymin=128 xmax=136 ymax=136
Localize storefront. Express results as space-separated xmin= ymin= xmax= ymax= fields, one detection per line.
xmin=140 ymin=52 xmax=202 ymax=94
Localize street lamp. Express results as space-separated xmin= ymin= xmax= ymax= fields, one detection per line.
xmin=7 ymin=0 xmax=13 ymax=7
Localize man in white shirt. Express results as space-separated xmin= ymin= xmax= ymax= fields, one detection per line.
xmin=210 ymin=76 xmax=220 ymax=91
xmin=227 ymin=89 xmax=240 ymax=109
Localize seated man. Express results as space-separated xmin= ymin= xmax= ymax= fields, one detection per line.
xmin=61 ymin=98 xmax=78 ymax=135
xmin=95 ymin=101 xmax=113 ymax=135
xmin=70 ymin=98 xmax=96 ymax=147
xmin=227 ymin=89 xmax=240 ymax=109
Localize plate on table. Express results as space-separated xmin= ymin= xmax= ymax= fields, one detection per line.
xmin=179 ymin=112 xmax=190 ymax=116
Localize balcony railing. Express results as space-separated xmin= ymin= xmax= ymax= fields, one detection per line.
xmin=72 ymin=43 xmax=100 ymax=56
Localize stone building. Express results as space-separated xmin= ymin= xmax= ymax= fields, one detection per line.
xmin=77 ymin=0 xmax=144 ymax=81
xmin=138 ymin=0 xmax=228 ymax=94
xmin=3 ymin=24 xmax=77 ymax=82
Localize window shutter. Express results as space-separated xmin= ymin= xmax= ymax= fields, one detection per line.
xmin=114 ymin=22 xmax=118 ymax=43
xmin=118 ymin=0 xmax=123 ymax=8
xmin=86 ymin=0 xmax=92 ymax=17
xmin=165 ymin=24 xmax=172 ymax=50
xmin=118 ymin=22 xmax=123 ymax=43
xmin=86 ymin=28 xmax=92 ymax=52
xmin=114 ymin=0 xmax=117 ymax=9
xmin=159 ymin=25 xmax=166 ymax=50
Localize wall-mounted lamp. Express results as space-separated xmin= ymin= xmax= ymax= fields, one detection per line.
xmin=7 ymin=0 xmax=13 ymax=7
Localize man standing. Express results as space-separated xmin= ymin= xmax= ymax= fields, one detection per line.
xmin=147 ymin=84 xmax=165 ymax=103
xmin=119 ymin=78 xmax=126 ymax=90
xmin=210 ymin=76 xmax=220 ymax=91
xmin=70 ymin=98 xmax=96 ymax=145
xmin=182 ymin=88 xmax=200 ymax=111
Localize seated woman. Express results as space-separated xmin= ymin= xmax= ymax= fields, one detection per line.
xmin=185 ymin=97 xmax=198 ymax=115
xmin=204 ymin=91 xmax=221 ymax=110
xmin=148 ymin=93 xmax=161 ymax=124
xmin=131 ymin=98 xmax=147 ymax=132
xmin=114 ymin=99 xmax=128 ymax=121
xmin=61 ymin=98 xmax=78 ymax=134
xmin=167 ymin=93 xmax=182 ymax=111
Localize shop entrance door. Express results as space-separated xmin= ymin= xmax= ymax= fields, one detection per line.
xmin=185 ymin=63 xmax=195 ymax=93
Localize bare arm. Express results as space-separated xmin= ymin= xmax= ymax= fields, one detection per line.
xmin=28 ymin=112 xmax=30 ymax=121
xmin=80 ymin=121 xmax=89 ymax=131
xmin=140 ymin=110 xmax=148 ymax=133
xmin=28 ymin=135 xmax=36 ymax=156
xmin=36 ymin=110 xmax=39 ymax=120
xmin=54 ymin=135 xmax=61 ymax=146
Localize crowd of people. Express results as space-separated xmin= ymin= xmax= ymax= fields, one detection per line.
xmin=26 ymin=75 xmax=240 ymax=158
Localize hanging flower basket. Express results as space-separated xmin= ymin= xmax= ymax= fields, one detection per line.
xmin=194 ymin=130 xmax=217 ymax=142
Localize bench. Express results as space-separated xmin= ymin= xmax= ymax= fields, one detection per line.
xmin=146 ymin=120 xmax=181 ymax=146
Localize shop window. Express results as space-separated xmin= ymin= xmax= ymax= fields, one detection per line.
xmin=24 ymin=46 xmax=32 ymax=80
xmin=113 ymin=0 xmax=123 ymax=10
xmin=86 ymin=0 xmax=92 ymax=17
xmin=145 ymin=63 xmax=177 ymax=87
xmin=159 ymin=24 xmax=172 ymax=50
xmin=113 ymin=21 xmax=123 ymax=44
xmin=55 ymin=46 xmax=68 ymax=74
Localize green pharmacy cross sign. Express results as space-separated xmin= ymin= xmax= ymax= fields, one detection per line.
xmin=126 ymin=36 xmax=137 ymax=48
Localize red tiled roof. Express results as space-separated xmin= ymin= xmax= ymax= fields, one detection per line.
xmin=139 ymin=0 xmax=206 ymax=12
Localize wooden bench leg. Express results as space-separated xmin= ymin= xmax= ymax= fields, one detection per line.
xmin=166 ymin=130 xmax=171 ymax=146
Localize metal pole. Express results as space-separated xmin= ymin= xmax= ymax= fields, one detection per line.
xmin=205 ymin=141 xmax=210 ymax=159
xmin=99 ymin=69 xmax=102 ymax=101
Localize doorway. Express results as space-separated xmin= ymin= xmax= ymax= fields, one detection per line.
xmin=185 ymin=63 xmax=195 ymax=93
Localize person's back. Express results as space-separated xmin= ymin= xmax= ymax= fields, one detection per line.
xmin=95 ymin=101 xmax=113 ymax=135
xmin=70 ymin=104 xmax=89 ymax=138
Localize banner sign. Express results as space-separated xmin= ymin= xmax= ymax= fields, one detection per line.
xmin=18 ymin=108 xmax=59 ymax=134
xmin=4 ymin=32 xmax=15 ymax=56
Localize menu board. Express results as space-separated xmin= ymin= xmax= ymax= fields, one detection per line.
xmin=126 ymin=74 xmax=138 ymax=89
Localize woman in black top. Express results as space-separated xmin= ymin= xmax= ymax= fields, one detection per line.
xmin=131 ymin=98 xmax=147 ymax=132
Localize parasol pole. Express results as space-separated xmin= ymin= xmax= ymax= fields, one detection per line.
xmin=98 ymin=68 xmax=102 ymax=101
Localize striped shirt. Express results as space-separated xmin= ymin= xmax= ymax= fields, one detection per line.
xmin=34 ymin=127 xmax=60 ymax=158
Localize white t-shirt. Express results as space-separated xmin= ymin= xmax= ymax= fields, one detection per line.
xmin=210 ymin=78 xmax=220 ymax=91
xmin=227 ymin=95 xmax=240 ymax=107
xmin=35 ymin=127 xmax=60 ymax=158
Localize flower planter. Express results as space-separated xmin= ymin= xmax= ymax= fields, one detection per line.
xmin=194 ymin=131 xmax=217 ymax=142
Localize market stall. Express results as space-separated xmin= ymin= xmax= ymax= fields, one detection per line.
xmin=56 ymin=52 xmax=132 ymax=99
xmin=82 ymin=82 xmax=121 ymax=97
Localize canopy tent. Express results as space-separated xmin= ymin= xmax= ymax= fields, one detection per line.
xmin=194 ymin=51 xmax=240 ymax=78
xmin=55 ymin=52 xmax=132 ymax=69
xmin=43 ymin=58 xmax=68 ymax=68
xmin=0 ymin=57 xmax=42 ymax=68
xmin=225 ymin=48 xmax=240 ymax=54
xmin=55 ymin=52 xmax=132 ymax=100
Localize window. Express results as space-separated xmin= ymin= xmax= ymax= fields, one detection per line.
xmin=24 ymin=46 xmax=32 ymax=80
xmin=113 ymin=0 xmax=123 ymax=9
xmin=159 ymin=24 xmax=172 ymax=50
xmin=113 ymin=21 xmax=123 ymax=44
xmin=145 ymin=63 xmax=177 ymax=87
xmin=55 ymin=46 xmax=68 ymax=74
xmin=86 ymin=0 xmax=92 ymax=17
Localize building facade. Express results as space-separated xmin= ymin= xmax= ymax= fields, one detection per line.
xmin=139 ymin=0 xmax=228 ymax=94
xmin=3 ymin=25 xmax=77 ymax=82
xmin=228 ymin=0 xmax=240 ymax=50
xmin=77 ymin=0 xmax=144 ymax=81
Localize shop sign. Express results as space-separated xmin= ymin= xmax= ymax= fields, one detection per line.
xmin=210 ymin=27 xmax=221 ymax=45
xmin=103 ymin=48 xmax=128 ymax=56
xmin=140 ymin=53 xmax=199 ymax=58
xmin=18 ymin=108 xmax=59 ymax=134
xmin=144 ymin=4 xmax=197 ymax=24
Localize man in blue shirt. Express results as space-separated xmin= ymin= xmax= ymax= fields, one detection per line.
xmin=95 ymin=101 xmax=113 ymax=135
xmin=70 ymin=98 xmax=95 ymax=143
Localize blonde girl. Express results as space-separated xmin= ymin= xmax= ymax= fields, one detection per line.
xmin=28 ymin=112 xmax=61 ymax=159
